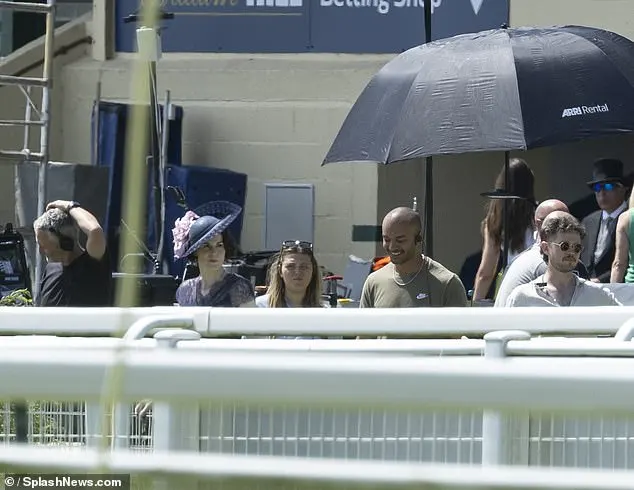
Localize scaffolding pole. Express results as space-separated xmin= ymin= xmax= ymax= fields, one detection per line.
xmin=36 ymin=0 xmax=55 ymax=299
xmin=1 ymin=0 xmax=56 ymax=301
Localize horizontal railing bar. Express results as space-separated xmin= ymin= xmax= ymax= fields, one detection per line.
xmin=0 ymin=337 xmax=153 ymax=348
xmin=0 ymin=446 xmax=632 ymax=490
xmin=0 ymin=119 xmax=43 ymax=127
xmin=0 ymin=337 xmax=485 ymax=356
xmin=0 ymin=0 xmax=52 ymax=13
xmin=0 ymin=307 xmax=210 ymax=336
xmin=181 ymin=338 xmax=485 ymax=355
xmin=1 ymin=349 xmax=634 ymax=413
xmin=0 ymin=150 xmax=44 ymax=160
xmin=1 ymin=307 xmax=633 ymax=338
xmin=3 ymin=336 xmax=634 ymax=359
xmin=0 ymin=74 xmax=48 ymax=87
xmin=507 ymin=338 xmax=634 ymax=357
xmin=202 ymin=307 xmax=634 ymax=338
xmin=173 ymin=337 xmax=634 ymax=358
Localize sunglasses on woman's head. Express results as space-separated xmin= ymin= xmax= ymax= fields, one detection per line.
xmin=592 ymin=182 xmax=620 ymax=193
xmin=281 ymin=240 xmax=313 ymax=251
xmin=549 ymin=241 xmax=582 ymax=254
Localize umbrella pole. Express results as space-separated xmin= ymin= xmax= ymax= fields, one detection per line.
xmin=422 ymin=0 xmax=434 ymax=258
xmin=502 ymin=152 xmax=510 ymax=270
xmin=424 ymin=156 xmax=434 ymax=257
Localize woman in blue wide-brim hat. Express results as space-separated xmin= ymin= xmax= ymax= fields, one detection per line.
xmin=172 ymin=201 xmax=255 ymax=307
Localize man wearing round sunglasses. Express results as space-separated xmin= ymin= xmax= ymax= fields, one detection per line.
xmin=494 ymin=199 xmax=589 ymax=307
xmin=505 ymin=212 xmax=621 ymax=307
xmin=580 ymin=158 xmax=630 ymax=283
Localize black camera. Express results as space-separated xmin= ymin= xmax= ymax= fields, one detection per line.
xmin=0 ymin=223 xmax=31 ymax=298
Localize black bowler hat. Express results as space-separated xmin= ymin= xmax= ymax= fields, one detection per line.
xmin=587 ymin=158 xmax=631 ymax=188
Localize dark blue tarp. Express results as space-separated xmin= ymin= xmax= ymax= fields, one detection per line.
xmin=91 ymin=101 xmax=184 ymax=270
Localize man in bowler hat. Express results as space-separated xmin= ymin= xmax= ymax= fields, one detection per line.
xmin=580 ymin=158 xmax=630 ymax=283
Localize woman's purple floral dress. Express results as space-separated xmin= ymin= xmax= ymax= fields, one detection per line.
xmin=176 ymin=273 xmax=254 ymax=307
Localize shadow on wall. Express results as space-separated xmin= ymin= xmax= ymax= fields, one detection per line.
xmin=457 ymin=134 xmax=634 ymax=295
xmin=183 ymin=111 xmax=213 ymax=164
xmin=376 ymin=150 xmax=550 ymax=279
xmin=458 ymin=250 xmax=500 ymax=299
xmin=549 ymin=133 xmax=634 ymax=219
xmin=569 ymin=193 xmax=599 ymax=221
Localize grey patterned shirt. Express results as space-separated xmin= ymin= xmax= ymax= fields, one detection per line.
xmin=176 ymin=273 xmax=254 ymax=307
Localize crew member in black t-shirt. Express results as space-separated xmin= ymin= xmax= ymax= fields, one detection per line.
xmin=33 ymin=200 xmax=112 ymax=307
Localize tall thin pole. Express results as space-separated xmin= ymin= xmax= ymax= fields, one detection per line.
xmin=92 ymin=79 xmax=102 ymax=166
xmin=502 ymin=152 xmax=510 ymax=270
xmin=149 ymin=60 xmax=163 ymax=273
xmin=123 ymin=11 xmax=173 ymax=274
xmin=15 ymin=86 xmax=31 ymax=441
xmin=22 ymin=87 xmax=31 ymax=152
xmin=33 ymin=0 xmax=55 ymax=301
xmin=20 ymin=87 xmax=33 ymax=290
xmin=157 ymin=89 xmax=171 ymax=273
xmin=423 ymin=0 xmax=434 ymax=258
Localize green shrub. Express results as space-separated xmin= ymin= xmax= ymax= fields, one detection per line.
xmin=0 ymin=289 xmax=33 ymax=307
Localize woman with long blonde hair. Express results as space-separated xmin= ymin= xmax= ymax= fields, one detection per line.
xmin=256 ymin=240 xmax=324 ymax=308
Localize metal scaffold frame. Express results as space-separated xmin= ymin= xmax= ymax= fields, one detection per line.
xmin=0 ymin=0 xmax=56 ymax=300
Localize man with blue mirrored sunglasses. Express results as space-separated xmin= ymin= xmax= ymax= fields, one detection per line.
xmin=580 ymin=158 xmax=630 ymax=283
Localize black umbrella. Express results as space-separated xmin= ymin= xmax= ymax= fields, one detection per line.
xmin=323 ymin=24 xmax=634 ymax=267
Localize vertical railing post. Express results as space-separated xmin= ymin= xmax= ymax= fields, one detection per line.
xmin=116 ymin=315 xmax=195 ymax=451
xmin=614 ymin=318 xmax=634 ymax=341
xmin=84 ymin=402 xmax=102 ymax=449
xmin=151 ymin=329 xmax=201 ymax=490
xmin=111 ymin=402 xmax=130 ymax=450
xmin=152 ymin=329 xmax=201 ymax=452
xmin=482 ymin=330 xmax=531 ymax=466
xmin=13 ymin=402 xmax=28 ymax=443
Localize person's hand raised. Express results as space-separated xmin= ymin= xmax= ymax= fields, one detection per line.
xmin=46 ymin=200 xmax=74 ymax=213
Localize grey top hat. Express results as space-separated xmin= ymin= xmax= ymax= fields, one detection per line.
xmin=179 ymin=201 xmax=242 ymax=259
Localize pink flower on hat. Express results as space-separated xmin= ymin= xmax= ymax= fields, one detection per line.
xmin=172 ymin=210 xmax=199 ymax=260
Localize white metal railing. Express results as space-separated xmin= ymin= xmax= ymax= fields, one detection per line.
xmin=3 ymin=341 xmax=634 ymax=410
xmin=5 ymin=324 xmax=634 ymax=466
xmin=1 ymin=332 xmax=634 ymax=489
xmin=0 ymin=445 xmax=631 ymax=490
xmin=1 ymin=306 xmax=634 ymax=338
xmin=0 ymin=307 xmax=205 ymax=336
xmin=3 ymin=310 xmax=634 ymax=476
xmin=4 ymin=333 xmax=634 ymax=462
xmin=186 ymin=332 xmax=634 ymax=468
xmin=0 ymin=445 xmax=632 ymax=490
xmin=200 ymin=307 xmax=634 ymax=338
xmin=2 ymin=335 xmax=634 ymax=356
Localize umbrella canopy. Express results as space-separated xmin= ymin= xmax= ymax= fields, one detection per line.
xmin=323 ymin=25 xmax=634 ymax=166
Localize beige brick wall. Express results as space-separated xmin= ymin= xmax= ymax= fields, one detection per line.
xmin=60 ymin=54 xmax=388 ymax=274
xmin=510 ymin=0 xmax=634 ymax=39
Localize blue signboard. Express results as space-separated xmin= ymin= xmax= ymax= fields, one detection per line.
xmin=115 ymin=0 xmax=509 ymax=54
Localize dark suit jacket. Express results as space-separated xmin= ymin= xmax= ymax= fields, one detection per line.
xmin=580 ymin=209 xmax=624 ymax=283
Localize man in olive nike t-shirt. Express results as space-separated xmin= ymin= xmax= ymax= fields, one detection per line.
xmin=360 ymin=207 xmax=467 ymax=308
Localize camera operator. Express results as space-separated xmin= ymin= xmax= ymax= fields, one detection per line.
xmin=33 ymin=200 xmax=111 ymax=307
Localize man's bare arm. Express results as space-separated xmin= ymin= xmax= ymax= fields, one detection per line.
xmin=47 ymin=200 xmax=107 ymax=260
